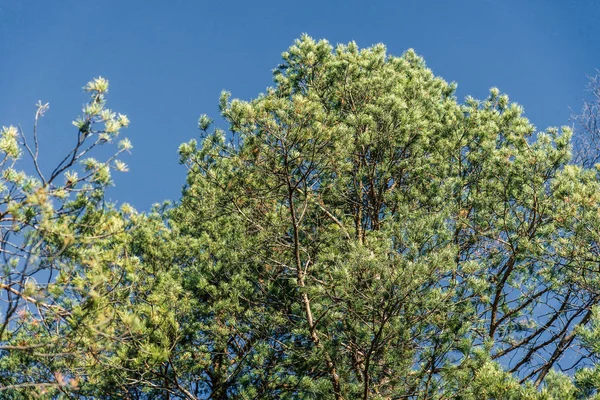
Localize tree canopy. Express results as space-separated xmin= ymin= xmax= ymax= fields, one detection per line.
xmin=3 ymin=35 xmax=600 ymax=399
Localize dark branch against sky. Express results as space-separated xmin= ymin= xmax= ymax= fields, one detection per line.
xmin=1 ymin=0 xmax=599 ymax=210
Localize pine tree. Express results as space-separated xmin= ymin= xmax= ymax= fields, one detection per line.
xmin=165 ymin=36 xmax=600 ymax=398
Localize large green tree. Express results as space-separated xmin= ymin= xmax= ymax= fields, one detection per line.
xmin=146 ymin=36 xmax=600 ymax=398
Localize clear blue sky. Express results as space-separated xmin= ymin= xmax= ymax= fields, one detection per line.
xmin=1 ymin=0 xmax=599 ymax=210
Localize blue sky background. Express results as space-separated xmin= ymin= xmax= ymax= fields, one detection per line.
xmin=1 ymin=0 xmax=599 ymax=210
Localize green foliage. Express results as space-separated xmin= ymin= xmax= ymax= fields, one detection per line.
xmin=168 ymin=35 xmax=600 ymax=399
xmin=4 ymin=36 xmax=600 ymax=399
xmin=0 ymin=78 xmax=141 ymax=397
